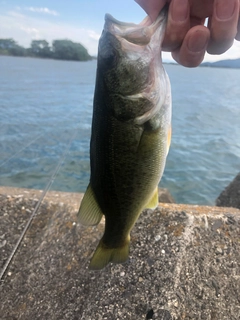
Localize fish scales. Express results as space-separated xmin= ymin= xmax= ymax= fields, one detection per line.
xmin=78 ymin=6 xmax=172 ymax=270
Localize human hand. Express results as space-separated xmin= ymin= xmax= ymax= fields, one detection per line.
xmin=135 ymin=0 xmax=240 ymax=67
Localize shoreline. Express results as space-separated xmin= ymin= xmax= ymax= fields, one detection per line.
xmin=0 ymin=185 xmax=239 ymax=214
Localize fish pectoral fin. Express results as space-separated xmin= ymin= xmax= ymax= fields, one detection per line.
xmin=89 ymin=239 xmax=130 ymax=270
xmin=77 ymin=184 xmax=103 ymax=226
xmin=167 ymin=125 xmax=172 ymax=155
xmin=144 ymin=187 xmax=159 ymax=210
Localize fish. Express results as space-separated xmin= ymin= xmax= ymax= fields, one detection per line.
xmin=77 ymin=6 xmax=172 ymax=270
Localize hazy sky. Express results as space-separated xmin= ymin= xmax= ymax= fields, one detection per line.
xmin=1 ymin=0 xmax=240 ymax=63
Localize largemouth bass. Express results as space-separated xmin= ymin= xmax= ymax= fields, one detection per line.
xmin=78 ymin=6 xmax=172 ymax=270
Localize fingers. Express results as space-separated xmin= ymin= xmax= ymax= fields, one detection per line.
xmin=134 ymin=0 xmax=166 ymax=22
xmin=162 ymin=0 xmax=190 ymax=51
xmin=189 ymin=0 xmax=214 ymax=19
xmin=207 ymin=0 xmax=240 ymax=54
xmin=236 ymin=18 xmax=240 ymax=40
xmin=172 ymin=25 xmax=210 ymax=67
xmin=135 ymin=0 xmax=240 ymax=67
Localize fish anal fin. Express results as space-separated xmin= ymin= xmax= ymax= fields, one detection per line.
xmin=89 ymin=238 xmax=130 ymax=270
xmin=77 ymin=184 xmax=103 ymax=226
xmin=145 ymin=187 xmax=159 ymax=210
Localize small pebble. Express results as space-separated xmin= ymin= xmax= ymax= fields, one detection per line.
xmin=120 ymin=272 xmax=125 ymax=277
xmin=173 ymin=300 xmax=179 ymax=308
xmin=0 ymin=240 xmax=7 ymax=248
xmin=215 ymin=247 xmax=223 ymax=255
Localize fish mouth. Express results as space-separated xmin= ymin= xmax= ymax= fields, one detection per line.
xmin=104 ymin=7 xmax=167 ymax=46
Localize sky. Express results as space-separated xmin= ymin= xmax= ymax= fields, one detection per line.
xmin=0 ymin=0 xmax=240 ymax=63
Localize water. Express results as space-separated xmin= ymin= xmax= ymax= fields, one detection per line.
xmin=0 ymin=56 xmax=239 ymax=205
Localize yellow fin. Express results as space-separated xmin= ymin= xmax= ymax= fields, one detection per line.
xmin=167 ymin=125 xmax=172 ymax=154
xmin=77 ymin=184 xmax=103 ymax=226
xmin=89 ymin=239 xmax=130 ymax=270
xmin=145 ymin=187 xmax=159 ymax=209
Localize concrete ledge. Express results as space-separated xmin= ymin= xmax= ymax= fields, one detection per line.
xmin=0 ymin=188 xmax=240 ymax=319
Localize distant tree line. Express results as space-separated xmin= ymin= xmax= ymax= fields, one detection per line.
xmin=0 ymin=38 xmax=92 ymax=61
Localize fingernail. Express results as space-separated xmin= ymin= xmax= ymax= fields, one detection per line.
xmin=172 ymin=0 xmax=189 ymax=22
xmin=216 ymin=0 xmax=236 ymax=20
xmin=187 ymin=30 xmax=208 ymax=52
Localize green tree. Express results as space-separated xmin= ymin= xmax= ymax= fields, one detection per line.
xmin=0 ymin=38 xmax=26 ymax=56
xmin=0 ymin=38 xmax=17 ymax=50
xmin=52 ymin=40 xmax=91 ymax=61
xmin=0 ymin=38 xmax=92 ymax=61
xmin=30 ymin=40 xmax=52 ymax=58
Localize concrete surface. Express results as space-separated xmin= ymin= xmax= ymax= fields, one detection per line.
xmin=0 ymin=187 xmax=240 ymax=320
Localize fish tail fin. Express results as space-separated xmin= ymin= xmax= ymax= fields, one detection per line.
xmin=89 ymin=238 xmax=130 ymax=270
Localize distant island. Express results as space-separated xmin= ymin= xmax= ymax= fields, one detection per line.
xmin=201 ymin=58 xmax=240 ymax=69
xmin=0 ymin=38 xmax=92 ymax=61
xmin=165 ymin=58 xmax=240 ymax=69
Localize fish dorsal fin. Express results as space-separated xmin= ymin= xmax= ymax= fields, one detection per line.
xmin=77 ymin=184 xmax=103 ymax=226
xmin=145 ymin=187 xmax=159 ymax=210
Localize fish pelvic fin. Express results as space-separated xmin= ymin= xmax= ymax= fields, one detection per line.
xmin=77 ymin=184 xmax=103 ymax=226
xmin=144 ymin=187 xmax=159 ymax=210
xmin=89 ymin=238 xmax=130 ymax=270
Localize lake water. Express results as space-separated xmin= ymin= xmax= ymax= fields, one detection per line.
xmin=0 ymin=56 xmax=239 ymax=205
